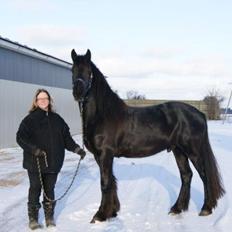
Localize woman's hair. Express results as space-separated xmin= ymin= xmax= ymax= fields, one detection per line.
xmin=29 ymin=89 xmax=54 ymax=113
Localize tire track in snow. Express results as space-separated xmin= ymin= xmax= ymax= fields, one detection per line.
xmin=0 ymin=196 xmax=28 ymax=232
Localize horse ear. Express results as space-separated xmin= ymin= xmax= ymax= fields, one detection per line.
xmin=85 ymin=49 xmax=91 ymax=61
xmin=71 ymin=49 xmax=78 ymax=61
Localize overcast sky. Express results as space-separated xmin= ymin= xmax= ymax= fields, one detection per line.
xmin=1 ymin=0 xmax=232 ymax=106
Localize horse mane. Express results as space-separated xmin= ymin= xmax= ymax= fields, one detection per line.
xmin=90 ymin=61 xmax=126 ymax=120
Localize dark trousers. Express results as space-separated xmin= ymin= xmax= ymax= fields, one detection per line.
xmin=27 ymin=171 xmax=58 ymax=205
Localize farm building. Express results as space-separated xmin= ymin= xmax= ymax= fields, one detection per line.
xmin=0 ymin=36 xmax=81 ymax=148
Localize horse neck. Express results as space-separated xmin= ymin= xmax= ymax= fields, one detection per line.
xmin=87 ymin=62 xmax=126 ymax=121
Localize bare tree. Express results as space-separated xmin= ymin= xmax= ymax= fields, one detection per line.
xmin=126 ymin=90 xmax=146 ymax=100
xmin=203 ymin=89 xmax=224 ymax=120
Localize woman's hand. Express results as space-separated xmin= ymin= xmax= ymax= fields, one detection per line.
xmin=74 ymin=147 xmax=86 ymax=159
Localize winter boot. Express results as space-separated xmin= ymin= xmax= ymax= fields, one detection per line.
xmin=28 ymin=203 xmax=43 ymax=230
xmin=43 ymin=201 xmax=56 ymax=227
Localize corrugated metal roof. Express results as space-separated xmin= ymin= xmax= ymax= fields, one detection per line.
xmin=0 ymin=35 xmax=72 ymax=69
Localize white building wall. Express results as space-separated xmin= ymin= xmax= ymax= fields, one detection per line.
xmin=0 ymin=79 xmax=81 ymax=148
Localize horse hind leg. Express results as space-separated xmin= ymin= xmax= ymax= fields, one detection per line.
xmin=188 ymin=144 xmax=225 ymax=216
xmin=188 ymin=153 xmax=212 ymax=216
xmin=169 ymin=147 xmax=193 ymax=215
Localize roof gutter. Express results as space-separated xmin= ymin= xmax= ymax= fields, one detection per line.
xmin=0 ymin=36 xmax=72 ymax=69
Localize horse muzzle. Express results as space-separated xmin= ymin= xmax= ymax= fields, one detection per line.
xmin=72 ymin=79 xmax=87 ymax=101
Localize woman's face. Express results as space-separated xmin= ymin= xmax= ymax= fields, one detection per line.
xmin=36 ymin=92 xmax=49 ymax=111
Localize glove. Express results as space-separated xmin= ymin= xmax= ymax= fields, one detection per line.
xmin=34 ymin=148 xmax=46 ymax=157
xmin=74 ymin=147 xmax=86 ymax=159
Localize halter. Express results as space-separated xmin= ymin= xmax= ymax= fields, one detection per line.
xmin=76 ymin=73 xmax=93 ymax=113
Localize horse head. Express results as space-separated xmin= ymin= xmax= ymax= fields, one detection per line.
xmin=71 ymin=49 xmax=92 ymax=101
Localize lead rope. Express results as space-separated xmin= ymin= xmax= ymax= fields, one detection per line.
xmin=36 ymin=104 xmax=85 ymax=202
xmin=36 ymin=154 xmax=81 ymax=202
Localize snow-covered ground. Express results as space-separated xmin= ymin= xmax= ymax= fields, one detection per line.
xmin=0 ymin=121 xmax=231 ymax=232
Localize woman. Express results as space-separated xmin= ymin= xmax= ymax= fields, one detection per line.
xmin=16 ymin=89 xmax=86 ymax=230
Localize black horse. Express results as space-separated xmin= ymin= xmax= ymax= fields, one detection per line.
xmin=71 ymin=49 xmax=225 ymax=223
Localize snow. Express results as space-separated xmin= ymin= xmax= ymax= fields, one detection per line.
xmin=0 ymin=121 xmax=231 ymax=232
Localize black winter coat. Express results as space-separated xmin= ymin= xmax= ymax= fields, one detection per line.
xmin=16 ymin=108 xmax=79 ymax=173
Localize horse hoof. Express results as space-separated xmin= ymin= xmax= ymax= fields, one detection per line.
xmin=169 ymin=211 xmax=181 ymax=216
xmin=112 ymin=212 xmax=118 ymax=218
xmin=90 ymin=216 xmax=104 ymax=223
xmin=90 ymin=218 xmax=96 ymax=224
xmin=90 ymin=217 xmax=104 ymax=223
xmin=90 ymin=218 xmax=102 ymax=224
xmin=90 ymin=212 xmax=106 ymax=223
xmin=168 ymin=207 xmax=181 ymax=215
xmin=199 ymin=209 xmax=212 ymax=216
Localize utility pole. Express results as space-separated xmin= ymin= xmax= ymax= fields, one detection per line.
xmin=223 ymin=82 xmax=232 ymax=124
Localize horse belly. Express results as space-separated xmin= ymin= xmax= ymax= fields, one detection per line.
xmin=118 ymin=136 xmax=168 ymax=158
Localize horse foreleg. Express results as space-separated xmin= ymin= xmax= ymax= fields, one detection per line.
xmin=91 ymin=152 xmax=119 ymax=223
xmin=111 ymin=175 xmax=120 ymax=217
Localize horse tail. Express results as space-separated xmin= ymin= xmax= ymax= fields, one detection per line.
xmin=201 ymin=123 xmax=225 ymax=208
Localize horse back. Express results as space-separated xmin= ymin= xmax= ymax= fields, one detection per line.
xmin=115 ymin=101 xmax=206 ymax=157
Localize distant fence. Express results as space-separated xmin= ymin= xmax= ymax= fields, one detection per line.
xmin=125 ymin=99 xmax=208 ymax=118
